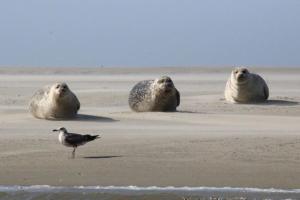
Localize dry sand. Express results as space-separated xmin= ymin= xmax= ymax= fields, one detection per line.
xmin=0 ymin=67 xmax=299 ymax=189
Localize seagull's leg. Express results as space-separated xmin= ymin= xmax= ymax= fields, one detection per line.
xmin=72 ymin=147 xmax=76 ymax=159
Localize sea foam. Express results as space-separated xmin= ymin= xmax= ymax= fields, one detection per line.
xmin=0 ymin=185 xmax=299 ymax=193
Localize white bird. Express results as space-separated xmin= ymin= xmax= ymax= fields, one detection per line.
xmin=52 ymin=127 xmax=100 ymax=158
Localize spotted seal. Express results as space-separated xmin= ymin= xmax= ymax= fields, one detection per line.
xmin=129 ymin=76 xmax=180 ymax=112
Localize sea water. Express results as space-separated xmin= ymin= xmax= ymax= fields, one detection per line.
xmin=0 ymin=185 xmax=299 ymax=200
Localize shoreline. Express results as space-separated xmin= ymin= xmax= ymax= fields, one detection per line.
xmin=1 ymin=185 xmax=300 ymax=200
xmin=1 ymin=185 xmax=300 ymax=191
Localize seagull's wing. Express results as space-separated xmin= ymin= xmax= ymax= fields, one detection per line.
xmin=65 ymin=133 xmax=100 ymax=146
xmin=65 ymin=133 xmax=86 ymax=146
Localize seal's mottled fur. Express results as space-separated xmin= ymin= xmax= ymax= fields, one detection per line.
xmin=129 ymin=76 xmax=180 ymax=112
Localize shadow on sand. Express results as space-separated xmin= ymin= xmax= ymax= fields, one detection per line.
xmin=221 ymin=99 xmax=299 ymax=106
xmin=83 ymin=155 xmax=123 ymax=159
xmin=75 ymin=114 xmax=118 ymax=122
xmin=261 ymin=100 xmax=299 ymax=106
xmin=177 ymin=110 xmax=203 ymax=114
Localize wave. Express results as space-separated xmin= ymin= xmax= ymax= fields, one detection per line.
xmin=0 ymin=185 xmax=299 ymax=193
xmin=1 ymin=185 xmax=300 ymax=200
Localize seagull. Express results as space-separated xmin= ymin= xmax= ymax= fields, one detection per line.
xmin=52 ymin=127 xmax=100 ymax=158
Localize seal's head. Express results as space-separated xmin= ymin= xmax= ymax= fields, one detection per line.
xmin=232 ymin=67 xmax=250 ymax=84
xmin=154 ymin=76 xmax=175 ymax=93
xmin=50 ymin=82 xmax=70 ymax=99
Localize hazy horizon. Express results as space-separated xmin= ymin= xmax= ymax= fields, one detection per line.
xmin=1 ymin=0 xmax=300 ymax=67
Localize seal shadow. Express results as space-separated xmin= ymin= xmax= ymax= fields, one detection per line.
xmin=260 ymin=100 xmax=299 ymax=106
xmin=75 ymin=114 xmax=118 ymax=122
xmin=83 ymin=155 xmax=123 ymax=159
xmin=220 ymin=98 xmax=299 ymax=106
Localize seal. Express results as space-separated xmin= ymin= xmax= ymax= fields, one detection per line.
xmin=29 ymin=82 xmax=80 ymax=119
xmin=128 ymin=76 xmax=180 ymax=112
xmin=224 ymin=67 xmax=269 ymax=103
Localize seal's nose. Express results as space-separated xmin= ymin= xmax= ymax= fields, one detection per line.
xmin=165 ymin=79 xmax=173 ymax=87
xmin=237 ymin=73 xmax=246 ymax=81
xmin=60 ymin=87 xmax=67 ymax=93
xmin=166 ymin=82 xmax=173 ymax=87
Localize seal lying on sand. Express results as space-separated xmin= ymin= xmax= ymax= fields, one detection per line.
xmin=224 ymin=67 xmax=269 ymax=103
xmin=129 ymin=76 xmax=180 ymax=112
xmin=29 ymin=82 xmax=80 ymax=119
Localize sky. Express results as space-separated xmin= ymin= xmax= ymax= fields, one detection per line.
xmin=0 ymin=0 xmax=300 ymax=67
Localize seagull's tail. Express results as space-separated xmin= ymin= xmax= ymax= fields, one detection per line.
xmin=85 ymin=135 xmax=100 ymax=142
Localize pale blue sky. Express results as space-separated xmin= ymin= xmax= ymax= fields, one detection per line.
xmin=0 ymin=0 xmax=300 ymax=67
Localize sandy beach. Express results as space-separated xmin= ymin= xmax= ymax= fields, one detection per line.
xmin=0 ymin=67 xmax=299 ymax=189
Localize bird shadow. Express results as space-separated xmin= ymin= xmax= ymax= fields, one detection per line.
xmin=75 ymin=114 xmax=118 ymax=122
xmin=83 ymin=155 xmax=123 ymax=159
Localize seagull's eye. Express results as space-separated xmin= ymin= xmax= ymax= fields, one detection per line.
xmin=56 ymin=85 xmax=60 ymax=89
xmin=234 ymin=70 xmax=238 ymax=74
